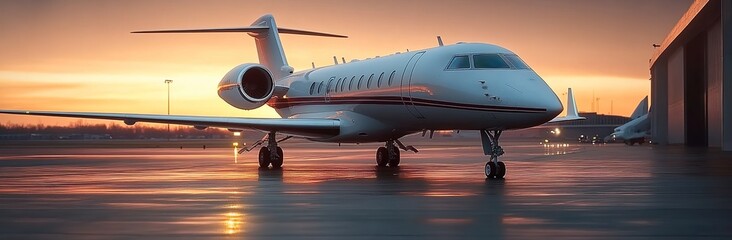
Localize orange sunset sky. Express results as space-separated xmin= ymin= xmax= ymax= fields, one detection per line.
xmin=0 ymin=0 xmax=693 ymax=126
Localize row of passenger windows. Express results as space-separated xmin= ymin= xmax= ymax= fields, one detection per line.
xmin=309 ymin=71 xmax=397 ymax=95
xmin=447 ymin=53 xmax=530 ymax=70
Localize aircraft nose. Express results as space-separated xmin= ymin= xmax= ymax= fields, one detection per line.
xmin=531 ymin=82 xmax=563 ymax=120
xmin=545 ymin=94 xmax=563 ymax=118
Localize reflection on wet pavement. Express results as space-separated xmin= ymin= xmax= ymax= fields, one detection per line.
xmin=1 ymin=141 xmax=732 ymax=239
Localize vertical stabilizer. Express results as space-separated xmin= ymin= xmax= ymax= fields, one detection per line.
xmin=248 ymin=14 xmax=292 ymax=80
xmin=547 ymin=87 xmax=585 ymax=123
xmin=566 ymin=88 xmax=579 ymax=118
xmin=630 ymin=96 xmax=649 ymax=119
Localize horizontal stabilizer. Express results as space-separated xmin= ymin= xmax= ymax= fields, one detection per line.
xmin=132 ymin=27 xmax=348 ymax=38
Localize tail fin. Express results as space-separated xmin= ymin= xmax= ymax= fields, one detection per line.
xmin=547 ymin=87 xmax=585 ymax=123
xmin=629 ymin=96 xmax=649 ymax=119
xmin=249 ymin=14 xmax=290 ymax=80
xmin=566 ymin=88 xmax=579 ymax=119
xmin=132 ymin=14 xmax=347 ymax=80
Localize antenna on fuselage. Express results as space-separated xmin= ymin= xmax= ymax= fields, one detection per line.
xmin=333 ymin=56 xmax=338 ymax=65
xmin=437 ymin=36 xmax=444 ymax=46
xmin=312 ymin=62 xmax=315 ymax=69
xmin=341 ymin=57 xmax=346 ymax=64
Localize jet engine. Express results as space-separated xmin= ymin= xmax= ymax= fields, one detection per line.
xmin=217 ymin=63 xmax=275 ymax=110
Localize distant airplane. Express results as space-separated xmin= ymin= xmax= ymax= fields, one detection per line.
xmin=607 ymin=96 xmax=650 ymax=145
xmin=0 ymin=14 xmax=583 ymax=178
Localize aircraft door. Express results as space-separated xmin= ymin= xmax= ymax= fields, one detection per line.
xmin=400 ymin=52 xmax=425 ymax=119
xmin=324 ymin=77 xmax=335 ymax=102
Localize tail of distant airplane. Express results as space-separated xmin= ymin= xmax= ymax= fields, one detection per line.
xmin=629 ymin=96 xmax=649 ymax=119
xmin=565 ymin=88 xmax=580 ymax=119
xmin=132 ymin=14 xmax=347 ymax=80
xmin=547 ymin=88 xmax=585 ymax=123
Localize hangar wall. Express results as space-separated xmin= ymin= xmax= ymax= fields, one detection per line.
xmin=650 ymin=0 xmax=732 ymax=150
xmin=723 ymin=0 xmax=732 ymax=151
xmin=667 ymin=48 xmax=685 ymax=144
xmin=708 ymin=21 xmax=722 ymax=147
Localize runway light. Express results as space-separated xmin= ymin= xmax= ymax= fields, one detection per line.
xmin=233 ymin=142 xmax=239 ymax=163
xmin=554 ymin=128 xmax=561 ymax=135
xmin=233 ymin=132 xmax=241 ymax=137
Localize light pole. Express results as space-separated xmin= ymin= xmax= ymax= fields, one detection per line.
xmin=164 ymin=79 xmax=173 ymax=141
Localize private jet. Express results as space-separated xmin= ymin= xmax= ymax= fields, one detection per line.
xmin=607 ymin=96 xmax=650 ymax=145
xmin=0 ymin=14 xmax=583 ymax=178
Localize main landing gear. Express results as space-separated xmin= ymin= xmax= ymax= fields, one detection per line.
xmin=258 ymin=132 xmax=284 ymax=168
xmin=481 ymin=130 xmax=506 ymax=179
xmin=376 ymin=140 xmax=400 ymax=167
xmin=375 ymin=139 xmax=418 ymax=167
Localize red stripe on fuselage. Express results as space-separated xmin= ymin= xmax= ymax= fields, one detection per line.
xmin=267 ymin=96 xmax=546 ymax=113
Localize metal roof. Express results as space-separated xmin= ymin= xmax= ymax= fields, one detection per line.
xmin=649 ymin=0 xmax=711 ymax=67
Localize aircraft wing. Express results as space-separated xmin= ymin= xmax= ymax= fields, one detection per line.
xmin=546 ymin=87 xmax=586 ymax=123
xmin=0 ymin=110 xmax=340 ymax=138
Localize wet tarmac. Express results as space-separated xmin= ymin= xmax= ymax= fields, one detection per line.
xmin=1 ymin=141 xmax=732 ymax=239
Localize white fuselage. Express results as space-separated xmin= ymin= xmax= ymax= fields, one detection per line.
xmin=266 ymin=43 xmax=563 ymax=143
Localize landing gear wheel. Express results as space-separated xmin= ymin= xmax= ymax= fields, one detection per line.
xmin=388 ymin=149 xmax=400 ymax=167
xmin=376 ymin=147 xmax=388 ymax=167
xmin=258 ymin=147 xmax=271 ymax=168
xmin=271 ymin=147 xmax=284 ymax=168
xmin=485 ymin=162 xmax=496 ymax=178
xmin=496 ymin=162 xmax=506 ymax=179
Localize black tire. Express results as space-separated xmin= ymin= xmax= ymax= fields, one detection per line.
xmin=376 ymin=147 xmax=388 ymax=167
xmin=258 ymin=147 xmax=271 ymax=168
xmin=389 ymin=149 xmax=400 ymax=167
xmin=496 ymin=162 xmax=506 ymax=179
xmin=271 ymin=147 xmax=284 ymax=168
xmin=485 ymin=162 xmax=496 ymax=178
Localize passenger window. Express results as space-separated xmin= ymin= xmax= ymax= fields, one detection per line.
xmin=349 ymin=76 xmax=355 ymax=91
xmin=341 ymin=77 xmax=347 ymax=92
xmin=377 ymin=72 xmax=384 ymax=88
xmin=336 ymin=78 xmax=342 ymax=93
xmin=317 ymin=81 xmax=324 ymax=94
xmin=309 ymin=82 xmax=316 ymax=95
xmin=504 ymin=54 xmax=530 ymax=69
xmin=447 ymin=56 xmax=470 ymax=69
xmin=473 ymin=54 xmax=511 ymax=69
xmin=367 ymin=74 xmax=374 ymax=89
xmin=358 ymin=75 xmax=364 ymax=89
xmin=389 ymin=71 xmax=396 ymax=86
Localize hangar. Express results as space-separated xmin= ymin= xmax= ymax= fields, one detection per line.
xmin=650 ymin=0 xmax=732 ymax=150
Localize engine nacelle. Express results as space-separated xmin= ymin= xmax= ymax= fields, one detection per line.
xmin=217 ymin=63 xmax=275 ymax=110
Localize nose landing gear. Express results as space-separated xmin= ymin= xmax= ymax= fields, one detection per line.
xmin=482 ymin=130 xmax=506 ymax=179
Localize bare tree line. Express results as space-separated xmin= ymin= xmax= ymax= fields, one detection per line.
xmin=0 ymin=120 xmax=233 ymax=139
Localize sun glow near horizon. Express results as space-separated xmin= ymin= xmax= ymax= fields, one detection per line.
xmin=0 ymin=0 xmax=690 ymax=126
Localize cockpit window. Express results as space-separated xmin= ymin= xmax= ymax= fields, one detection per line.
xmin=447 ymin=56 xmax=470 ymax=69
xmin=504 ymin=54 xmax=530 ymax=69
xmin=473 ymin=54 xmax=511 ymax=69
